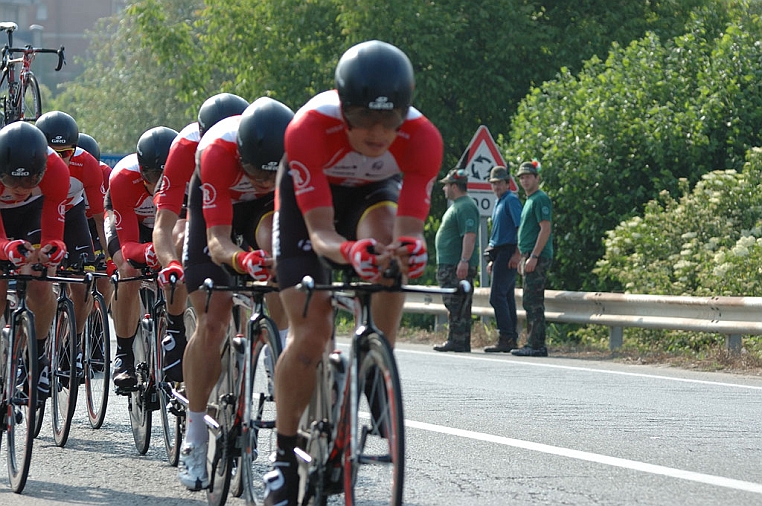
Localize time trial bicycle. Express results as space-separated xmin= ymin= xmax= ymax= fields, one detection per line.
xmin=292 ymin=265 xmax=470 ymax=506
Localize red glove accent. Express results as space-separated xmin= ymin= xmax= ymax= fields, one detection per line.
xmin=398 ymin=236 xmax=428 ymax=279
xmin=1 ymin=240 xmax=30 ymax=267
xmin=41 ymin=239 xmax=67 ymax=268
xmin=144 ymin=243 xmax=160 ymax=270
xmin=234 ymin=250 xmax=270 ymax=281
xmin=340 ymin=239 xmax=381 ymax=281
xmin=106 ymin=259 xmax=118 ymax=277
xmin=158 ymin=260 xmax=184 ymax=287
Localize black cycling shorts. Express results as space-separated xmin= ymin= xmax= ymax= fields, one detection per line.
xmin=0 ymin=197 xmax=43 ymax=245
xmin=273 ymin=160 xmax=400 ymax=289
xmin=183 ymin=172 xmax=274 ymax=294
xmin=64 ymin=200 xmax=95 ymax=266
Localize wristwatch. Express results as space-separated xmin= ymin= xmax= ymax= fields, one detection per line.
xmin=530 ymin=254 xmax=539 ymax=259
xmin=460 ymin=258 xmax=469 ymax=263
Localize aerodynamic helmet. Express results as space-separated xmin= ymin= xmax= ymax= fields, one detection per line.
xmin=236 ymin=97 xmax=294 ymax=175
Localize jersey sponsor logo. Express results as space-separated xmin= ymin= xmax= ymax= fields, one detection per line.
xmin=425 ymin=177 xmax=434 ymax=207
xmin=289 ymin=161 xmax=313 ymax=195
xmin=157 ymin=175 xmax=170 ymax=196
xmin=113 ymin=209 xmax=122 ymax=228
xmin=58 ymin=202 xmax=66 ymax=220
xmin=369 ymin=96 xmax=394 ymax=110
xmin=201 ymin=183 xmax=217 ymax=208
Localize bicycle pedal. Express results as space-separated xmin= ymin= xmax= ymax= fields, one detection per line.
xmin=114 ymin=385 xmax=138 ymax=396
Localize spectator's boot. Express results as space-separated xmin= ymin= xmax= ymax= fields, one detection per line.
xmin=485 ymin=335 xmax=518 ymax=353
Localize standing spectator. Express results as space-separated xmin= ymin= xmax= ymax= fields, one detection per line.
xmin=433 ymin=168 xmax=479 ymax=353
xmin=513 ymin=160 xmax=553 ymax=357
xmin=484 ymin=166 xmax=523 ymax=352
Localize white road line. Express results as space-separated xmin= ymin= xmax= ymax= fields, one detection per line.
xmin=405 ymin=419 xmax=762 ymax=494
xmin=395 ymin=348 xmax=762 ymax=390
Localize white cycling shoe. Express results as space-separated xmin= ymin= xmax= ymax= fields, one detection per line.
xmin=178 ymin=441 xmax=209 ymax=491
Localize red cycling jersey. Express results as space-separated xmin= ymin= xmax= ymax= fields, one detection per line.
xmin=67 ymin=146 xmax=106 ymax=214
xmin=283 ymin=90 xmax=442 ymax=221
xmin=86 ymin=161 xmax=112 ymax=219
xmin=108 ymin=153 xmax=156 ymax=249
xmin=154 ymin=121 xmax=199 ymax=215
xmin=198 ymin=115 xmax=272 ymax=228
xmin=0 ymin=147 xmax=68 ymax=243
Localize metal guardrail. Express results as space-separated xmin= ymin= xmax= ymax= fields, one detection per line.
xmin=403 ymin=287 xmax=762 ymax=352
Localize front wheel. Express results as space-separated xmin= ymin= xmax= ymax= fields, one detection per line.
xmin=128 ymin=318 xmax=152 ymax=454
xmin=241 ymin=316 xmax=282 ymax=505
xmin=6 ymin=310 xmax=37 ymax=493
xmin=155 ymin=303 xmax=180 ymax=465
xmin=84 ymin=291 xmax=110 ymax=428
xmin=343 ymin=333 xmax=405 ymax=506
xmin=21 ymin=73 xmax=42 ymax=121
xmin=51 ymin=297 xmax=78 ymax=447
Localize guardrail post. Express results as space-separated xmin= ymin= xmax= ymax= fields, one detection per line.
xmin=725 ymin=334 xmax=742 ymax=354
xmin=435 ymin=313 xmax=447 ymax=332
xmin=609 ymin=326 xmax=623 ymax=350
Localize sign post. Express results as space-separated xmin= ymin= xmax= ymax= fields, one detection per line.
xmin=455 ymin=126 xmax=517 ymax=288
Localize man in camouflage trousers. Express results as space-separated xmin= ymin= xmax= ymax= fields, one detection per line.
xmin=513 ymin=161 xmax=553 ymax=357
xmin=433 ymin=168 xmax=479 ymax=352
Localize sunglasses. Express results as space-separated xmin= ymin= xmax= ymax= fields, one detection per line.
xmin=140 ymin=168 xmax=163 ymax=185
xmin=242 ymin=164 xmax=277 ymax=185
xmin=53 ymin=147 xmax=76 ymax=159
xmin=343 ymin=106 xmax=406 ymax=130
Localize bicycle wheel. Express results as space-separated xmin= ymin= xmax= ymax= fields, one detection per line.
xmin=166 ymin=305 xmax=195 ymax=467
xmin=343 ymin=333 xmax=405 ymax=506
xmin=51 ymin=297 xmax=78 ymax=447
xmin=84 ymin=291 xmax=110 ymax=429
xmin=206 ymin=339 xmax=235 ymax=506
xmin=154 ymin=302 xmax=179 ymax=465
xmin=21 ymin=73 xmax=41 ymax=121
xmin=241 ymin=316 xmax=282 ymax=505
xmin=128 ymin=314 xmax=152 ymax=454
xmin=6 ymin=310 xmax=37 ymax=493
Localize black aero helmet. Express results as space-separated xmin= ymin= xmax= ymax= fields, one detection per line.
xmin=36 ymin=110 xmax=79 ymax=147
xmin=136 ymin=126 xmax=178 ymax=184
xmin=0 ymin=122 xmax=48 ymax=188
xmin=335 ymin=40 xmax=414 ymax=115
xmin=198 ymin=92 xmax=249 ymax=137
xmin=237 ymin=97 xmax=294 ymax=175
xmin=77 ymin=133 xmax=100 ymax=161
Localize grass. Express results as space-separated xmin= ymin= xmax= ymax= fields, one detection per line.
xmin=394 ymin=320 xmax=762 ymax=377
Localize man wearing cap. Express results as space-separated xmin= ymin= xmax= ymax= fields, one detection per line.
xmin=434 ymin=168 xmax=479 ymax=352
xmin=513 ymin=160 xmax=553 ymax=357
xmin=484 ymin=166 xmax=523 ymax=352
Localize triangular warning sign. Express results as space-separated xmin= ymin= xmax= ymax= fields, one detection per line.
xmin=456 ymin=126 xmax=517 ymax=192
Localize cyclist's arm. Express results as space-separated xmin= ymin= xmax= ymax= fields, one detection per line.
xmin=303 ymin=206 xmax=348 ymax=265
xmin=38 ymin=153 xmax=68 ymax=244
xmin=153 ymin=208 xmax=180 ymax=267
xmin=206 ymin=224 xmax=240 ymax=268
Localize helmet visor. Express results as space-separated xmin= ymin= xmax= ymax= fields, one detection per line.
xmin=140 ymin=167 xmax=163 ymax=185
xmin=342 ymin=105 xmax=406 ymax=130
xmin=0 ymin=171 xmax=44 ymax=189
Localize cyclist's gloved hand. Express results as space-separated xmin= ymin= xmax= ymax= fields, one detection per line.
xmin=106 ymin=259 xmax=118 ymax=277
xmin=1 ymin=239 xmax=31 ymax=267
xmin=158 ymin=260 xmax=184 ymax=287
xmin=234 ymin=250 xmax=271 ymax=281
xmin=340 ymin=239 xmax=381 ymax=282
xmin=40 ymin=239 xmax=67 ymax=268
xmin=398 ymin=235 xmax=428 ymax=279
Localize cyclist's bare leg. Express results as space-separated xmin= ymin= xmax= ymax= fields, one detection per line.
xmin=274 ymin=287 xmax=333 ymax=435
xmin=68 ymin=283 xmax=92 ymax=335
xmin=111 ymin=261 xmax=141 ymax=339
xmin=255 ymin=213 xmax=289 ymax=332
xmin=27 ymin=278 xmax=56 ymax=341
xmin=183 ymin=289 xmax=233 ymax=413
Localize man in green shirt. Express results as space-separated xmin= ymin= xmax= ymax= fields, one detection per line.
xmin=434 ymin=168 xmax=479 ymax=352
xmin=513 ymin=160 xmax=553 ymax=357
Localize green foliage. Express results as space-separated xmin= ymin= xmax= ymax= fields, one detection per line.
xmin=504 ymin=4 xmax=762 ymax=291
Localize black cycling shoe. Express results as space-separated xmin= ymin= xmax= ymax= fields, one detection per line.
xmin=263 ymin=451 xmax=299 ymax=506
xmin=112 ymin=353 xmax=137 ymax=391
xmin=37 ymin=354 xmax=51 ymax=403
xmin=161 ymin=333 xmax=186 ymax=383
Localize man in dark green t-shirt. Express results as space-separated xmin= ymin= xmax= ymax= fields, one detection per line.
xmin=514 ymin=161 xmax=553 ymax=357
xmin=434 ymin=168 xmax=479 ymax=352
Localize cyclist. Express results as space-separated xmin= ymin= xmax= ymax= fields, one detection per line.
xmin=153 ymin=92 xmax=249 ymax=381
xmin=106 ymin=126 xmax=179 ymax=390
xmin=36 ymin=111 xmax=107 ymax=379
xmin=0 ymin=122 xmax=70 ymax=401
xmin=264 ymin=40 xmax=442 ymax=505
xmin=178 ymin=97 xmax=293 ymax=491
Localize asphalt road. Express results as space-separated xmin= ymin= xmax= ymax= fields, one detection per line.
xmin=1 ymin=340 xmax=761 ymax=505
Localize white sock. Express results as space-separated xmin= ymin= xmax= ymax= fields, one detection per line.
xmin=185 ymin=410 xmax=208 ymax=446
xmin=279 ymin=328 xmax=288 ymax=350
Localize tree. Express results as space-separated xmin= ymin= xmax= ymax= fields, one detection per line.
xmin=503 ymin=4 xmax=762 ymax=291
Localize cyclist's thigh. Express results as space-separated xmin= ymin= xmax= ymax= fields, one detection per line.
xmin=232 ymin=195 xmax=274 ymax=251
xmin=1 ymin=198 xmax=43 ymax=245
xmin=332 ymin=176 xmax=401 ymax=241
xmin=63 ymin=201 xmax=95 ymax=265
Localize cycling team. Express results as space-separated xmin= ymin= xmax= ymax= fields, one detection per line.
xmin=0 ymin=39 xmax=441 ymax=505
